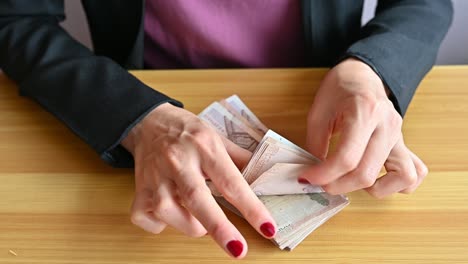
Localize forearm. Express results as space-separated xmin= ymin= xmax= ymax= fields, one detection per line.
xmin=343 ymin=0 xmax=453 ymax=115
xmin=0 ymin=2 xmax=182 ymax=167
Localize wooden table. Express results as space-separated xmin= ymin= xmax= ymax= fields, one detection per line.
xmin=0 ymin=67 xmax=467 ymax=263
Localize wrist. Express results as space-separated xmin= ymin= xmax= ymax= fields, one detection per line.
xmin=121 ymin=122 xmax=141 ymax=155
xmin=337 ymin=57 xmax=388 ymax=98
xmin=121 ymin=102 xmax=174 ymax=155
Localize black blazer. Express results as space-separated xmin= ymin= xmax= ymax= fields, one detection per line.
xmin=0 ymin=0 xmax=453 ymax=167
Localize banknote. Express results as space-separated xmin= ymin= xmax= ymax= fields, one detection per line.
xmin=199 ymin=102 xmax=263 ymax=152
xmin=215 ymin=192 xmax=348 ymax=250
xmin=199 ymin=95 xmax=349 ymax=250
xmin=207 ymin=162 xmax=324 ymax=197
xmin=242 ymin=130 xmax=320 ymax=184
xmin=220 ymin=94 xmax=269 ymax=134
xmin=260 ymin=193 xmax=348 ymax=250
xmin=250 ymin=163 xmax=324 ymax=196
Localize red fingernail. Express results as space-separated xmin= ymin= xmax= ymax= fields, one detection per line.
xmin=298 ymin=178 xmax=309 ymax=184
xmin=260 ymin=222 xmax=275 ymax=237
xmin=226 ymin=240 xmax=243 ymax=257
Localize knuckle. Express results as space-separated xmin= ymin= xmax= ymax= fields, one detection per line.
xmin=368 ymin=190 xmax=386 ymax=199
xmin=130 ymin=206 xmax=167 ymax=235
xmin=417 ymin=164 xmax=429 ymax=178
xmin=149 ymin=226 xmax=165 ymax=235
xmin=130 ymin=211 xmax=146 ymax=226
xmin=341 ymin=156 xmax=359 ymax=173
xmin=164 ymin=144 xmax=182 ymax=164
xmin=389 ymin=112 xmax=403 ymax=129
xmin=408 ymin=175 xmax=418 ymax=186
xmin=188 ymin=125 xmax=215 ymax=146
xmin=358 ymin=168 xmax=378 ymax=188
xmin=153 ymin=198 xmax=172 ymax=218
xmin=187 ymin=127 xmax=221 ymax=159
xmin=365 ymin=185 xmax=387 ymax=199
xmin=358 ymin=174 xmax=376 ymax=188
xmin=150 ymin=226 xmax=165 ymax=235
xmin=180 ymin=185 xmax=209 ymax=208
xmin=218 ymin=179 xmax=242 ymax=201
xmin=189 ymin=118 xmax=209 ymax=131
xmin=351 ymin=90 xmax=375 ymax=104
xmin=163 ymin=145 xmax=185 ymax=175
xmin=209 ymin=220 xmax=230 ymax=237
xmin=356 ymin=93 xmax=379 ymax=115
xmin=368 ymin=102 xmax=382 ymax=117
xmin=401 ymin=171 xmax=418 ymax=186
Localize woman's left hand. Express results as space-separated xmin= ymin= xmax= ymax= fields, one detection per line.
xmin=300 ymin=58 xmax=428 ymax=198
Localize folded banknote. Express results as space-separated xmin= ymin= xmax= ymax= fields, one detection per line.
xmin=199 ymin=95 xmax=349 ymax=250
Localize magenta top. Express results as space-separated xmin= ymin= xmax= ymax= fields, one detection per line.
xmin=143 ymin=0 xmax=306 ymax=69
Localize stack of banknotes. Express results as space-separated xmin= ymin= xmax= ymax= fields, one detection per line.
xmin=199 ymin=95 xmax=349 ymax=250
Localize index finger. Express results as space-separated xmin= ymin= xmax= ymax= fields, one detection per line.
xmin=173 ymin=160 xmax=248 ymax=258
xmin=302 ymin=117 xmax=375 ymax=185
xmin=201 ymin=137 xmax=277 ymax=240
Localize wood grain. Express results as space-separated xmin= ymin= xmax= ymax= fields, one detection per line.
xmin=0 ymin=67 xmax=467 ymax=263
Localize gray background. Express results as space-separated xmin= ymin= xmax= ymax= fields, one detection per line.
xmin=56 ymin=0 xmax=468 ymax=65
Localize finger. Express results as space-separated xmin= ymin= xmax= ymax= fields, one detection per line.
xmin=366 ymin=139 xmax=418 ymax=198
xmin=130 ymin=188 xmax=167 ymax=234
xmin=301 ymin=116 xmax=376 ymax=185
xmin=306 ymin=107 xmax=332 ymax=160
xmin=153 ymin=179 xmax=207 ymax=237
xmin=165 ymin=145 xmax=248 ymax=259
xmin=220 ymin=136 xmax=252 ymax=170
xmin=201 ymin=137 xmax=277 ymax=240
xmin=400 ymin=150 xmax=428 ymax=194
xmin=176 ymin=166 xmax=248 ymax=258
xmin=322 ymin=127 xmax=393 ymax=195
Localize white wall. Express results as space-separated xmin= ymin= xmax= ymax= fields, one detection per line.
xmin=434 ymin=0 xmax=468 ymax=64
xmin=61 ymin=0 xmax=467 ymax=65
xmin=363 ymin=0 xmax=468 ymax=65
xmin=60 ymin=0 xmax=92 ymax=50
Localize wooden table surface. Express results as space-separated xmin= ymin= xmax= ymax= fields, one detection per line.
xmin=0 ymin=66 xmax=467 ymax=263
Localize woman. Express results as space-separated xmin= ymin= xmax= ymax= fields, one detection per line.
xmin=0 ymin=0 xmax=453 ymax=258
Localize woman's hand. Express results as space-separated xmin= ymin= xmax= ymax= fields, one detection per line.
xmin=121 ymin=103 xmax=276 ymax=258
xmin=301 ymin=58 xmax=428 ymax=198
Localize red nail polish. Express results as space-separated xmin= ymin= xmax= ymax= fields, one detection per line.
xmin=260 ymin=222 xmax=275 ymax=237
xmin=298 ymin=178 xmax=309 ymax=184
xmin=226 ymin=240 xmax=243 ymax=257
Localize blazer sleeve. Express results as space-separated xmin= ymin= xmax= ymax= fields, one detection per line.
xmin=0 ymin=0 xmax=182 ymax=167
xmin=344 ymin=0 xmax=453 ymax=116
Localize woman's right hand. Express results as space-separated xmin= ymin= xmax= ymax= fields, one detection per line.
xmin=121 ymin=102 xmax=277 ymax=259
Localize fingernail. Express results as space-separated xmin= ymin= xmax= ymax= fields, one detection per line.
xmin=260 ymin=222 xmax=275 ymax=237
xmin=298 ymin=178 xmax=309 ymax=184
xmin=226 ymin=240 xmax=243 ymax=258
